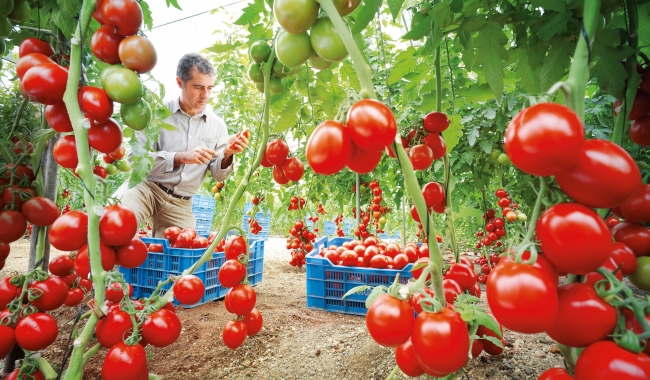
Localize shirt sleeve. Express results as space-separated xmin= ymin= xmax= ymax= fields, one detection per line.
xmin=208 ymin=143 xmax=234 ymax=180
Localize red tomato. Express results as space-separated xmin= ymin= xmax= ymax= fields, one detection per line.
xmin=0 ymin=211 xmax=27 ymax=243
xmin=28 ymin=275 xmax=68 ymax=311
xmin=619 ymin=184 xmax=650 ymax=223
xmin=0 ymin=325 xmax=16 ymax=359
xmin=174 ymin=232 xmax=193 ymax=248
xmin=93 ymin=165 xmax=108 ymax=179
xmin=442 ymin=278 xmax=463 ymax=304
xmin=15 ymin=53 xmax=55 ymax=80
xmin=225 ymin=284 xmax=256 ymax=316
xmin=22 ymin=63 xmax=69 ymax=105
xmin=408 ymin=144 xmax=434 ymax=170
xmin=411 ymin=308 xmax=470 ymax=377
xmin=163 ymin=226 xmax=181 ymax=243
xmin=505 ymin=103 xmax=584 ymax=176
xmin=423 ymin=111 xmax=450 ymax=133
xmin=242 ymin=308 xmax=263 ymax=336
xmin=79 ymin=86 xmax=114 ymax=123
xmin=99 ymin=204 xmax=138 ymax=246
xmin=574 ymin=341 xmax=650 ymax=379
xmin=90 ymin=25 xmax=125 ymax=64
xmin=118 ymin=35 xmax=157 ymax=74
xmin=305 ymin=120 xmax=353 ymax=175
xmin=365 ymin=294 xmax=414 ymax=347
xmin=0 ymin=277 xmax=18 ymax=309
xmin=88 ymin=119 xmax=123 ymax=154
xmin=422 ymin=182 xmax=445 ymax=208
xmin=486 ymin=261 xmax=558 ymax=334
xmin=477 ymin=315 xmax=504 ymax=355
xmin=21 ymin=196 xmax=59 ymax=226
xmin=536 ymin=203 xmax=612 ymax=275
xmin=346 ymin=141 xmax=382 ymax=174
xmin=272 ymin=164 xmax=290 ymax=185
xmin=190 ymin=236 xmax=208 ymax=249
xmin=395 ymin=338 xmax=425 ymax=377
xmin=412 ymin=257 xmax=430 ymax=280
xmin=15 ymin=312 xmax=59 ymax=351
xmin=392 ymin=253 xmax=409 ymax=269
xmin=265 ymin=139 xmax=289 ymax=166
xmin=5 ymin=369 xmax=45 ymax=380
xmin=260 ymin=151 xmax=273 ymax=167
xmin=610 ymin=242 xmax=638 ymax=275
xmin=95 ymin=308 xmax=134 ymax=348
xmin=500 ymin=251 xmax=559 ymax=288
xmin=101 ymin=0 xmax=143 ymax=37
xmin=48 ymin=255 xmax=74 ymax=276
xmin=539 ymin=368 xmax=574 ymax=380
xmin=53 ymin=135 xmax=79 ymax=169
xmin=409 ymin=288 xmax=436 ymax=314
xmin=370 ymin=254 xmax=389 ymax=268
xmin=109 ymin=145 xmax=126 ymax=160
xmin=629 ymin=89 xmax=650 ymax=120
xmin=19 ymin=38 xmax=55 ymax=58
xmin=346 ymin=99 xmax=396 ymax=151
xmin=105 ymin=282 xmax=131 ymax=303
xmin=173 ymin=275 xmax=205 ymax=305
xmin=422 ymin=133 xmax=446 ymax=159
xmin=101 ymin=342 xmax=148 ymax=380
xmin=611 ymin=222 xmax=650 ymax=257
xmin=64 ymin=288 xmax=85 ymax=307
xmin=142 ymin=309 xmax=181 ymax=347
xmin=444 ymin=263 xmax=477 ymax=291
xmin=629 ymin=115 xmax=650 ymax=146
xmin=545 ymin=283 xmax=617 ymax=347
xmin=224 ymin=235 xmax=247 ymax=260
xmin=282 ymin=156 xmax=305 ymax=181
xmin=555 ymin=139 xmax=642 ymax=208
xmin=222 ymin=320 xmax=247 ymax=349
xmin=583 ymin=256 xmax=623 ymax=288
xmin=75 ymin=242 xmax=117 ymax=279
xmin=48 ymin=210 xmax=88 ymax=251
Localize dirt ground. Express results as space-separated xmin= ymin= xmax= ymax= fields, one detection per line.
xmin=2 ymin=236 xmax=574 ymax=380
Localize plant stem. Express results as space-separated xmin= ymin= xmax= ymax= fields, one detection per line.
xmin=557 ymin=343 xmax=580 ymax=371
xmin=355 ymin=174 xmax=361 ymax=226
xmin=317 ymin=0 xmax=376 ymax=99
xmin=9 ymin=97 xmax=29 ymax=138
xmin=516 ymin=177 xmax=547 ymax=256
xmin=385 ymin=365 xmax=399 ymax=380
xmin=61 ymin=1 xmax=100 ymax=379
xmin=563 ymin=0 xmax=602 ymax=120
xmin=81 ymin=343 xmax=102 ymax=367
xmin=34 ymin=356 xmax=58 ymax=380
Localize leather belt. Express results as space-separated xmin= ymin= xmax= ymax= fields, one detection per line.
xmin=155 ymin=182 xmax=191 ymax=200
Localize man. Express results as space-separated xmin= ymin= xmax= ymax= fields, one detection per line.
xmin=120 ymin=53 xmax=248 ymax=238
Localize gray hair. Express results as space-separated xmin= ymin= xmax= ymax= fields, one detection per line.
xmin=176 ymin=53 xmax=214 ymax=83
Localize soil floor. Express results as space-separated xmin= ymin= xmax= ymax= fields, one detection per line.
xmin=0 ymin=236 xmax=606 ymax=380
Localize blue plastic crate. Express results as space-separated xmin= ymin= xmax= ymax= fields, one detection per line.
xmin=192 ymin=195 xmax=216 ymax=209
xmin=305 ymin=237 xmax=414 ymax=316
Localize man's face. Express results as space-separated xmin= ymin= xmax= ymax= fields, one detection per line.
xmin=177 ymin=67 xmax=214 ymax=113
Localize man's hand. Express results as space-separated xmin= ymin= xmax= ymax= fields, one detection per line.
xmin=175 ymin=146 xmax=218 ymax=166
xmin=224 ymin=130 xmax=250 ymax=157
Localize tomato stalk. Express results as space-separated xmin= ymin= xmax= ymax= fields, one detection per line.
xmin=61 ymin=1 xmax=102 ymax=378
xmin=557 ymin=343 xmax=581 ymax=372
xmin=355 ymin=174 xmax=361 ymax=227
xmin=316 ymin=0 xmax=376 ymax=99
xmin=513 ymin=177 xmax=547 ymax=260
xmin=33 ymin=356 xmax=57 ymax=380
xmin=8 ymin=97 xmax=29 ymax=139
xmin=81 ymin=343 xmax=102 ymax=367
xmin=385 ymin=365 xmax=400 ymax=380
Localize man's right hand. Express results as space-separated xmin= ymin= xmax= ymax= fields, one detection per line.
xmin=174 ymin=147 xmax=218 ymax=166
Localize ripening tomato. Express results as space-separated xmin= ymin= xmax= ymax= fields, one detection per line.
xmin=222 ymin=320 xmax=247 ymax=350
xmin=88 ymin=119 xmax=123 ymax=154
xmin=101 ymin=0 xmax=143 ymax=37
xmin=346 ymin=99 xmax=397 ymax=151
xmin=53 ymin=135 xmax=79 ymax=169
xmin=15 ymin=53 xmax=56 ymax=80
xmin=309 ymin=17 xmax=348 ymax=62
xmin=118 ymin=35 xmax=157 ymax=74
xmin=366 ymin=294 xmax=414 ymax=347
xmin=19 ymin=38 xmax=55 ymax=58
xmin=99 ymin=204 xmax=138 ymax=246
xmin=104 ymin=68 xmax=143 ymax=105
xmin=574 ymin=341 xmax=650 ymax=379
xmin=536 ymin=203 xmax=612 ymax=275
xmin=22 ymin=63 xmax=69 ymax=105
xmin=90 ymin=25 xmax=124 ymax=64
xmin=173 ymin=275 xmax=205 ymax=305
xmin=630 ymin=115 xmax=650 ymax=146
xmin=45 ymin=103 xmax=73 ymax=133
xmin=273 ymin=0 xmax=319 ymax=34
xmin=486 ymin=261 xmax=558 ymax=334
xmin=505 ymin=103 xmax=584 ymax=176
xmin=274 ymin=29 xmax=313 ymax=68
xmin=306 ymin=120 xmax=353 ymax=175
xmin=611 ymin=222 xmax=650 ymax=257
xmin=101 ymin=342 xmax=148 ymax=380
xmin=554 ymin=139 xmax=642 ymax=209
xmin=120 ymin=99 xmax=151 ymax=131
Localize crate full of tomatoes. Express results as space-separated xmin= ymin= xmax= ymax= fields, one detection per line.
xmin=118 ymin=227 xmax=264 ymax=307
xmin=306 ymin=236 xmax=433 ymax=315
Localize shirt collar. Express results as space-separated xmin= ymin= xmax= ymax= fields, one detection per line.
xmin=172 ymin=97 xmax=211 ymax=120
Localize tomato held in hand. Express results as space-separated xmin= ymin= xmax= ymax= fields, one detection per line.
xmin=365 ymin=293 xmax=414 ymax=347
xmin=505 ymin=103 xmax=584 ymax=176
xmin=173 ymin=275 xmax=205 ymax=305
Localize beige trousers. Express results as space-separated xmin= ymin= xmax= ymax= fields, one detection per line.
xmin=118 ymin=181 xmax=196 ymax=238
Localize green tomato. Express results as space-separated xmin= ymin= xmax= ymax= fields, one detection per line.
xmin=100 ymin=64 xmax=123 ymax=88
xmin=104 ymin=68 xmax=143 ymax=105
xmin=0 ymin=17 xmax=12 ymax=38
xmin=249 ymin=40 xmax=271 ymax=64
xmin=248 ymin=63 xmax=264 ymax=83
xmin=214 ymin=193 xmax=222 ymax=201
xmin=0 ymin=0 xmax=14 ymax=17
xmin=497 ymin=153 xmax=510 ymax=165
xmin=490 ymin=148 xmax=502 ymax=160
xmin=255 ymin=81 xmax=265 ymax=94
xmin=275 ymin=29 xmax=313 ymax=68
xmin=7 ymin=0 xmax=29 ymax=23
xmin=272 ymin=59 xmax=290 ymax=78
xmin=517 ymin=212 xmax=528 ymax=222
xmin=309 ymin=17 xmax=347 ymax=62
xmin=332 ymin=0 xmax=361 ymax=16
xmin=105 ymin=164 xmax=117 ymax=176
xmin=270 ymin=76 xmax=284 ymax=94
xmin=378 ymin=216 xmax=387 ymax=225
xmin=308 ymin=52 xmax=333 ymax=71
xmin=120 ymin=99 xmax=152 ymax=131
xmin=142 ymin=91 xmax=153 ymax=103
xmin=273 ymin=0 xmax=319 ymax=34
xmin=629 ymin=257 xmax=650 ymax=291
xmin=115 ymin=160 xmax=131 ymax=172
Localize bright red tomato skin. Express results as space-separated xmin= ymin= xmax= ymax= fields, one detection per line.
xmin=95 ymin=308 xmax=134 ymax=348
xmin=610 ymin=242 xmax=639 ymax=275
xmin=53 ymin=135 xmax=79 ymax=169
xmin=218 ymin=259 xmax=247 ymax=288
xmin=536 ymin=203 xmax=612 ymax=275
xmin=21 ymin=196 xmax=59 ymax=226
xmin=545 ymin=283 xmax=617 ymax=347
xmin=49 ymin=210 xmax=88 ymax=251
xmin=173 ymin=275 xmax=205 ymax=305
xmin=395 ymin=338 xmax=425 ymax=377
xmin=346 ymin=99 xmax=397 ymax=151
xmin=225 ymin=284 xmax=256 ymax=316
xmin=347 ymin=141 xmax=382 ymax=174
xmin=222 ymin=320 xmax=247 ymax=349
xmin=90 ymin=25 xmax=124 ymax=64
xmin=505 ymin=103 xmax=584 ymax=176
xmin=574 ymin=341 xmax=650 ymax=380
xmin=306 ymin=120 xmax=352 ymax=175
xmin=15 ymin=313 xmax=59 ymax=351
xmin=444 ymin=263 xmax=477 ymax=291
xmin=79 ymin=86 xmax=114 ymax=123
xmin=500 ymin=252 xmax=559 ymax=288
xmin=409 ymin=144 xmax=434 ymax=170
xmin=611 ymin=222 xmax=650 ymax=257
xmin=411 ymin=308 xmax=470 ymax=377
xmin=619 ymin=184 xmax=650 ymax=223
xmin=5 ymin=369 xmax=45 ymax=380
xmin=282 ymin=156 xmax=305 ymax=181
xmin=88 ymin=119 xmax=123 ymax=154
xmin=75 ymin=242 xmax=116 ymax=279
xmin=272 ymin=165 xmax=289 ymax=185
xmin=422 ymin=133 xmax=446 ymax=159
xmin=265 ymin=139 xmax=289 ymax=166
xmin=555 ymin=139 xmax=641 ymax=208
xmin=365 ymin=294 xmax=414 ymax=347
xmin=629 ymin=115 xmax=650 ymax=146
xmin=486 ymin=262 xmax=558 ymax=334
xmin=539 ymin=368 xmax=573 ymax=380
xmin=224 ymin=235 xmax=247 ymax=260
xmin=101 ymin=0 xmax=143 ymax=37
xmin=29 ymin=276 xmax=68 ymax=311
xmin=242 ymin=308 xmax=263 ymax=336
xmin=0 ymin=211 xmax=27 ymax=244
xmin=22 ymin=63 xmax=69 ymax=105
xmin=142 ymin=309 xmax=182 ymax=348
xmin=422 ymin=182 xmax=445 ymax=208
xmin=99 ymin=204 xmax=138 ymax=246
xmin=45 ymin=103 xmax=73 ymax=132
xmin=19 ymin=38 xmax=55 ymax=58
xmin=0 ymin=325 xmax=15 ymax=359
xmin=423 ymin=112 xmax=450 ymax=133
xmin=101 ymin=342 xmax=148 ymax=380
xmin=49 ymin=255 xmax=74 ymax=276
xmin=15 ymin=53 xmax=56 ymax=80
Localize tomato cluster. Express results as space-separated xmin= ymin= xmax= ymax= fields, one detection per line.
xmin=163 ymin=226 xmax=209 ymax=249
xmin=261 ymin=138 xmax=305 ymax=184
xmin=273 ymin=0 xmax=360 ymax=70
xmin=351 ymin=180 xmax=391 ymax=238
xmin=474 ymin=188 xmax=526 ymax=253
xmin=397 ymin=111 xmax=450 ymax=170
xmin=286 ymin=219 xmax=317 ymax=268
xmin=248 ymin=40 xmax=290 ymax=94
xmin=211 ymin=180 xmax=225 ymax=202
xmin=320 ymin=237 xmax=426 ymax=270
xmin=286 ymin=195 xmax=305 ymax=211
xmin=246 ymin=196 xmax=266 ymax=235
xmin=619 ymin=67 xmax=650 ymax=146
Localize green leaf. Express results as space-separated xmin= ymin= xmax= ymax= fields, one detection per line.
xmin=206 ymin=42 xmax=242 ymax=54
xmin=343 ymin=285 xmax=372 ymax=299
xmin=455 ymin=207 xmax=483 ymax=219
xmin=515 ymin=54 xmax=541 ymax=94
xmin=474 ymin=21 xmax=508 ymax=104
xmin=450 ymin=0 xmax=463 ymax=13
xmin=165 ymin=0 xmax=182 ymax=10
xmin=482 ymin=335 xmax=505 ymax=349
xmin=442 ymin=114 xmax=464 ymax=153
xmin=140 ymin=1 xmax=154 ymax=31
xmin=639 ymin=3 xmax=650 ymax=57
xmin=387 ymin=0 xmax=405 ymax=21
xmin=540 ymin=36 xmax=574 ymax=91
xmin=234 ymin=0 xmax=265 ymax=26
xmin=466 ymin=123 xmax=480 ymax=147
xmin=478 ymin=139 xmax=493 ymax=153
xmin=402 ymin=13 xmax=431 ymax=40
xmin=536 ymin=12 xmax=572 ymax=43
xmin=592 ymin=40 xmax=635 ymax=100
xmin=51 ymin=9 xmax=77 ymax=36
xmin=273 ymin=100 xmax=302 ymax=133
xmin=341 ymin=61 xmax=361 ymax=91
xmin=351 ymin=0 xmax=381 ymax=35
xmin=160 ymin=122 xmax=177 ymax=131
xmin=364 ymin=286 xmax=388 ymax=308
xmin=155 ymin=107 xmax=172 ymax=120
xmin=530 ymin=0 xmax=566 ymax=13
xmin=388 ymin=47 xmax=417 ymax=84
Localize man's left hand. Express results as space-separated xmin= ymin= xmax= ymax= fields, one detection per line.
xmin=224 ymin=131 xmax=249 ymax=157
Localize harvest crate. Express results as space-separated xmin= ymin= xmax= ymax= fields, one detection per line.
xmin=242 ymin=206 xmax=271 ymax=241
xmin=192 ymin=195 xmax=216 ymax=236
xmin=119 ymin=237 xmax=265 ymax=308
xmin=306 ymin=237 xmax=414 ymax=316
